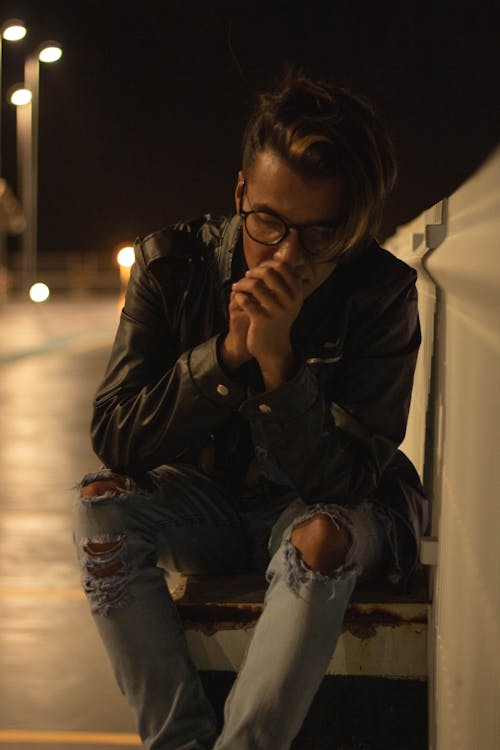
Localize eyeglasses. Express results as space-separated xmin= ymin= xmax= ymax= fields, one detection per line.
xmin=239 ymin=181 xmax=344 ymax=263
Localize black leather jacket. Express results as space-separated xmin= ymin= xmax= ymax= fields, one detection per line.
xmin=91 ymin=214 xmax=429 ymax=586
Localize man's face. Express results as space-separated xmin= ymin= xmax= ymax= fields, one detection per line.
xmin=235 ymin=148 xmax=346 ymax=297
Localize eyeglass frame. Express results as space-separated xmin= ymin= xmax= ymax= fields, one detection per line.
xmin=238 ymin=179 xmax=345 ymax=264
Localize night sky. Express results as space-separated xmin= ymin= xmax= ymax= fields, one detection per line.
xmin=1 ymin=0 xmax=498 ymax=261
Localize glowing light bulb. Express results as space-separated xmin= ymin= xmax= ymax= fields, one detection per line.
xmin=29 ymin=283 xmax=50 ymax=303
xmin=117 ymin=246 xmax=135 ymax=268
xmin=2 ymin=22 xmax=27 ymax=41
xmin=10 ymin=87 xmax=32 ymax=106
xmin=38 ymin=45 xmax=62 ymax=63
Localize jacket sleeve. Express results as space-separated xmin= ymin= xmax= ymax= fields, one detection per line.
xmin=238 ymin=271 xmax=421 ymax=505
xmin=91 ymin=238 xmax=245 ymax=474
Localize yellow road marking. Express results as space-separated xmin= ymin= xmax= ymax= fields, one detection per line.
xmin=0 ymin=730 xmax=141 ymax=745
xmin=0 ymin=588 xmax=85 ymax=600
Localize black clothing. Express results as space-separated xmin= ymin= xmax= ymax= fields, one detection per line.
xmin=91 ymin=214 xmax=428 ymax=587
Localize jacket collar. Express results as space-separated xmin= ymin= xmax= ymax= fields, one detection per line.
xmin=215 ymin=214 xmax=243 ymax=286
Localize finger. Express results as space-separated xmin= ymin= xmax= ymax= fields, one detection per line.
xmin=248 ymin=259 xmax=303 ymax=298
xmin=243 ymin=265 xmax=296 ymax=304
xmin=271 ymin=256 xmax=306 ymax=291
xmin=229 ymin=289 xmax=250 ymax=314
xmin=233 ymin=291 xmax=270 ymax=318
xmin=232 ymin=278 xmax=283 ymax=314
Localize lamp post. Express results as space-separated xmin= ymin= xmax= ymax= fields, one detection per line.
xmin=0 ymin=20 xmax=27 ymax=289
xmin=116 ymin=244 xmax=135 ymax=309
xmin=0 ymin=20 xmax=27 ymax=179
xmin=9 ymin=41 xmax=62 ymax=294
xmin=9 ymin=83 xmax=33 ymax=292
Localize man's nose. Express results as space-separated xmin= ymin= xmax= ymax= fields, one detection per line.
xmin=274 ymin=228 xmax=307 ymax=270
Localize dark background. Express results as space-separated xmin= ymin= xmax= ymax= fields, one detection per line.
xmin=1 ymin=0 xmax=498 ymax=260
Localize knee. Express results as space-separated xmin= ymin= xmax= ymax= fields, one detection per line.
xmin=79 ymin=474 xmax=128 ymax=498
xmin=84 ymin=536 xmax=127 ymax=576
xmin=79 ymin=533 xmax=131 ymax=615
xmin=290 ymin=513 xmax=351 ymax=576
xmin=74 ymin=474 xmax=134 ymax=607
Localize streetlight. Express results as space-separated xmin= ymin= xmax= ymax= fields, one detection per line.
xmin=9 ymin=82 xmax=33 ymax=293
xmin=116 ymin=244 xmax=135 ymax=308
xmin=10 ymin=41 xmax=62 ymax=294
xmin=0 ymin=20 xmax=27 ymax=173
xmin=0 ymin=19 xmax=28 ymax=178
xmin=0 ymin=19 xmax=27 ymax=290
xmin=1 ymin=20 xmax=27 ymax=42
xmin=29 ymin=281 xmax=50 ymax=302
xmin=8 ymin=84 xmax=32 ymax=106
xmin=38 ymin=44 xmax=62 ymax=63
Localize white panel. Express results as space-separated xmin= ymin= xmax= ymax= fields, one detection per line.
xmin=382 ymin=200 xmax=445 ymax=748
xmin=386 ymin=146 xmax=500 ymax=749
xmin=385 ymin=209 xmax=437 ymax=477
xmin=425 ymin=148 xmax=500 ymax=750
xmin=389 ymin=147 xmax=500 ymax=750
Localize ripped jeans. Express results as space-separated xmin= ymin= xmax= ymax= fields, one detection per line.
xmin=73 ymin=463 xmax=391 ymax=750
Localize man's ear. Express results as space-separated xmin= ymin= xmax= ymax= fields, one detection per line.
xmin=234 ymin=170 xmax=245 ymax=213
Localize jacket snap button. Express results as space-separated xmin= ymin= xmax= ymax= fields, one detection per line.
xmin=259 ymin=403 xmax=272 ymax=414
xmin=216 ymin=384 xmax=229 ymax=397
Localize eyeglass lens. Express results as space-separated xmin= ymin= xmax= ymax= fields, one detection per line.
xmin=245 ymin=211 xmax=337 ymax=256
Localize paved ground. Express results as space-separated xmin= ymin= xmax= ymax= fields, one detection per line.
xmin=0 ymin=295 xmax=142 ymax=748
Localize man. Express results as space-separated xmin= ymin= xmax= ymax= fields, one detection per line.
xmin=75 ymin=71 xmax=428 ymax=749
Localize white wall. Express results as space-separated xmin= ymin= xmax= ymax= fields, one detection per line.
xmin=386 ymin=147 xmax=500 ymax=750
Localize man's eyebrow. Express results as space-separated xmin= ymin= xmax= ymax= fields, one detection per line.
xmin=245 ymin=187 xmax=341 ymax=226
xmin=250 ymin=200 xmax=281 ymax=214
xmin=249 ymin=201 xmax=341 ymax=228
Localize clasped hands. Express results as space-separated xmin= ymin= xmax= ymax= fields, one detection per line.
xmin=220 ymin=256 xmax=305 ymax=391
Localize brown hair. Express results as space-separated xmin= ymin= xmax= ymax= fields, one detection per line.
xmin=241 ymin=70 xmax=397 ymax=254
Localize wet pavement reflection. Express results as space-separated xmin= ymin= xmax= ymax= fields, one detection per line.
xmin=0 ymin=297 xmax=141 ymax=748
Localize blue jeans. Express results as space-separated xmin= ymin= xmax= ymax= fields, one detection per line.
xmin=73 ymin=463 xmax=391 ymax=750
